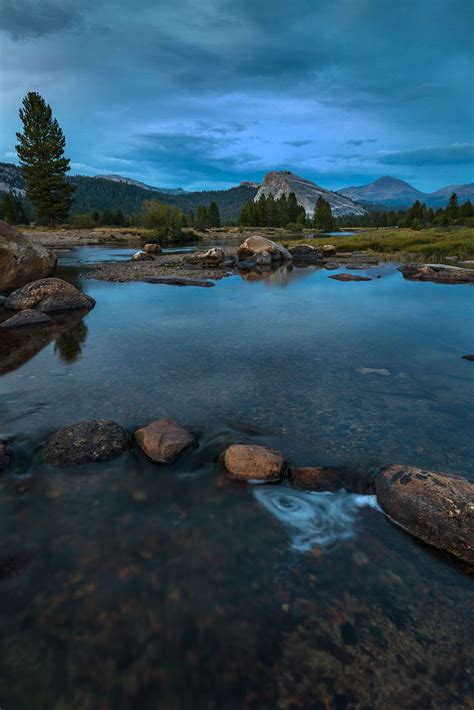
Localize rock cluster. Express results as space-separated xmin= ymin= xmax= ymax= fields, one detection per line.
xmin=399 ymin=264 xmax=474 ymax=284
xmin=0 ymin=220 xmax=57 ymax=292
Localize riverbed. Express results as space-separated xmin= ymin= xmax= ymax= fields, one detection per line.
xmin=0 ymin=246 xmax=473 ymax=707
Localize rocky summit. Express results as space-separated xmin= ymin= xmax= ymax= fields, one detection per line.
xmin=254 ymin=170 xmax=367 ymax=218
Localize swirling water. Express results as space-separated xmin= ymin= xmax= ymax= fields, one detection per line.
xmin=0 ymin=247 xmax=473 ymax=708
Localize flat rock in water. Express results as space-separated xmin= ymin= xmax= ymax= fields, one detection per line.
xmin=223 ymin=444 xmax=286 ymax=483
xmin=145 ymin=276 xmax=214 ymax=287
xmin=375 ymin=464 xmax=474 ymax=565
xmin=0 ymin=441 xmax=10 ymax=471
xmin=329 ymin=273 xmax=372 ymax=282
xmin=5 ymin=278 xmax=95 ymax=312
xmin=357 ymin=367 xmax=391 ymax=376
xmin=0 ymin=220 xmax=57 ymax=292
xmin=0 ymin=309 xmax=52 ymax=329
xmin=398 ymin=264 xmax=474 ymax=284
xmin=134 ymin=418 xmax=195 ymax=463
xmin=289 ymin=466 xmax=343 ymax=492
xmin=43 ymin=419 xmax=129 ymax=467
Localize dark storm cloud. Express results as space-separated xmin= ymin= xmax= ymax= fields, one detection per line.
xmin=0 ymin=0 xmax=472 ymax=190
xmin=379 ymin=144 xmax=474 ymax=166
xmin=0 ymin=0 xmax=84 ymax=39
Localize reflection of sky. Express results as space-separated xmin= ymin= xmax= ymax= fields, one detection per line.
xmin=1 ymin=262 xmax=473 ymax=479
xmin=0 ymin=1 xmax=472 ymax=191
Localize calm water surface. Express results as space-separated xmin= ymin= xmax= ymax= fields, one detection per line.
xmin=0 ymin=248 xmax=473 ymax=708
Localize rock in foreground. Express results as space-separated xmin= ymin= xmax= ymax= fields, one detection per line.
xmin=5 ymin=278 xmax=95 ymax=312
xmin=375 ymin=464 xmax=474 ymax=565
xmin=223 ymin=444 xmax=286 ymax=483
xmin=0 ymin=309 xmax=52 ymax=329
xmin=290 ymin=466 xmax=344 ymax=492
xmin=0 ymin=220 xmax=57 ymax=292
xmin=43 ymin=419 xmax=129 ymax=467
xmin=134 ymin=418 xmax=195 ymax=463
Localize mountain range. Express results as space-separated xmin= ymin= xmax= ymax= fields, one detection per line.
xmin=1 ymin=163 xmax=472 ymax=220
xmin=338 ymin=176 xmax=474 ymax=208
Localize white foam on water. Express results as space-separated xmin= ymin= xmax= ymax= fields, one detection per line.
xmin=253 ymin=487 xmax=380 ymax=552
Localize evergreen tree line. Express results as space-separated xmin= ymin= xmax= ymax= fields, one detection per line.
xmin=335 ymin=194 xmax=474 ymax=229
xmin=240 ymin=192 xmax=473 ymax=231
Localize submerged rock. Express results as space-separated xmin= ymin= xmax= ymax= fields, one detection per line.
xmin=143 ymin=243 xmax=163 ymax=253
xmin=329 ymin=273 xmax=372 ymax=282
xmin=223 ymin=444 xmax=286 ymax=483
xmin=289 ymin=466 xmax=344 ymax=492
xmin=0 ymin=441 xmax=10 ymax=471
xmin=238 ymin=235 xmax=292 ymax=262
xmin=398 ymin=264 xmax=474 ymax=284
xmin=5 ymin=278 xmax=95 ymax=312
xmin=132 ymin=251 xmax=153 ymax=261
xmin=0 ymin=220 xmax=57 ymax=292
xmin=462 ymin=354 xmax=474 ymax=361
xmin=375 ymin=464 xmax=474 ymax=565
xmin=0 ymin=309 xmax=52 ymax=329
xmin=43 ymin=419 xmax=129 ymax=467
xmin=134 ymin=418 xmax=196 ymax=463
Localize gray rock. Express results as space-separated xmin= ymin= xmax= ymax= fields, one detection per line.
xmin=132 ymin=251 xmax=154 ymax=261
xmin=0 ymin=309 xmax=52 ymax=328
xmin=5 ymin=278 xmax=95 ymax=312
xmin=399 ymin=264 xmax=474 ymax=284
xmin=43 ymin=419 xmax=129 ymax=467
xmin=0 ymin=220 xmax=57 ymax=292
xmin=238 ymin=235 xmax=293 ymax=262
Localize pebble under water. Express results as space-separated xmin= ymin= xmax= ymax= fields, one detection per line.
xmin=0 ymin=248 xmax=473 ymax=708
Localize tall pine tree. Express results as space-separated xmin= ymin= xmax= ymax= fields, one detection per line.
xmin=208 ymin=201 xmax=221 ymax=228
xmin=16 ymin=92 xmax=74 ymax=225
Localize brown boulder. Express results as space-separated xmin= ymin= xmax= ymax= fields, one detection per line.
xmin=375 ymin=464 xmax=474 ymax=565
xmin=143 ymin=243 xmax=162 ymax=253
xmin=0 ymin=220 xmax=57 ymax=292
xmin=321 ymin=244 xmax=337 ymax=256
xmin=0 ymin=309 xmax=52 ymax=329
xmin=0 ymin=441 xmax=10 ymax=471
xmin=43 ymin=419 xmax=129 ymax=467
xmin=5 ymin=278 xmax=95 ymax=312
xmin=290 ymin=466 xmax=343 ymax=492
xmin=134 ymin=418 xmax=195 ymax=463
xmin=223 ymin=444 xmax=286 ymax=482
xmin=329 ymin=273 xmax=372 ymax=282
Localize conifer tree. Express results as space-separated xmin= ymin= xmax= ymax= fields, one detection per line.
xmin=15 ymin=92 xmax=74 ymax=225
xmin=208 ymin=201 xmax=221 ymax=228
xmin=195 ymin=205 xmax=209 ymax=230
xmin=313 ymin=196 xmax=335 ymax=231
xmin=446 ymin=192 xmax=458 ymax=222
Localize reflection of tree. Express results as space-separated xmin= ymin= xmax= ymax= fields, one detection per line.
xmin=54 ymin=320 xmax=88 ymax=362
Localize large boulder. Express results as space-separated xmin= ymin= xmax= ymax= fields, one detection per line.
xmin=0 ymin=309 xmax=52 ymax=329
xmin=134 ymin=418 xmax=195 ymax=463
xmin=223 ymin=444 xmax=286 ymax=483
xmin=143 ymin=243 xmax=162 ymax=254
xmin=5 ymin=278 xmax=95 ymax=312
xmin=43 ymin=419 xmax=129 ymax=467
xmin=238 ymin=236 xmax=293 ymax=262
xmin=0 ymin=221 xmax=57 ymax=292
xmin=375 ymin=465 xmax=474 ymax=565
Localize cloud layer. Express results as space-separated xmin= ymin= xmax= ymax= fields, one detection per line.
xmin=0 ymin=0 xmax=472 ymax=191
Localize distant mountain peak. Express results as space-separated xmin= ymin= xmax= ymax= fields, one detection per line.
xmin=255 ymin=170 xmax=367 ymax=217
xmin=93 ymin=173 xmax=187 ymax=194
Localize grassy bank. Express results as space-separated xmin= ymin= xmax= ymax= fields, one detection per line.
xmin=283 ymin=227 xmax=474 ymax=261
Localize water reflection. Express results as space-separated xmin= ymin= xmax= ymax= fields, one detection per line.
xmin=0 ymin=310 xmax=90 ymax=374
xmin=254 ymin=487 xmax=380 ymax=551
xmin=54 ymin=319 xmax=88 ymax=362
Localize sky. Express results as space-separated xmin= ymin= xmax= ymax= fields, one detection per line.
xmin=0 ymin=0 xmax=473 ymax=192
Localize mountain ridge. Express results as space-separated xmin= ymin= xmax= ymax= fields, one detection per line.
xmin=339 ymin=175 xmax=474 ymax=208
